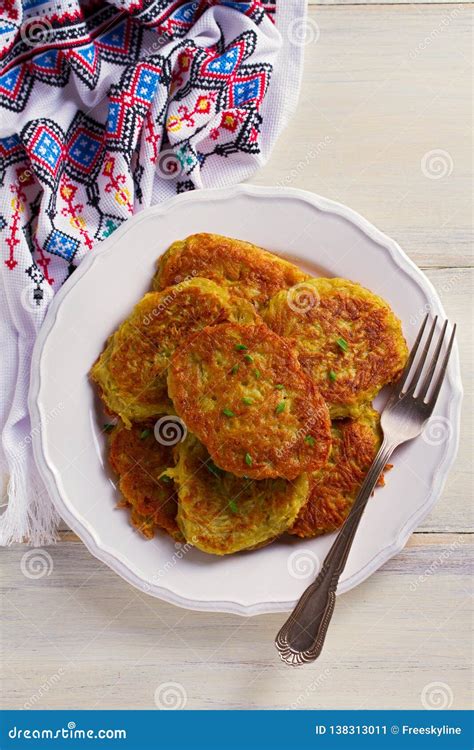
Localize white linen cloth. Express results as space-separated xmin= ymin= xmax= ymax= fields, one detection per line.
xmin=0 ymin=0 xmax=306 ymax=544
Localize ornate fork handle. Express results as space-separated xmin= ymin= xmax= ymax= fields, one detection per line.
xmin=275 ymin=439 xmax=396 ymax=666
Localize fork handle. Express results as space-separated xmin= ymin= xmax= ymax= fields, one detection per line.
xmin=275 ymin=439 xmax=396 ymax=666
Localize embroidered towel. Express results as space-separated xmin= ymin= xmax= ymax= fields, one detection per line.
xmin=0 ymin=0 xmax=306 ymax=545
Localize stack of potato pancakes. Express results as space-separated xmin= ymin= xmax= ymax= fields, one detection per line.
xmin=91 ymin=234 xmax=408 ymax=555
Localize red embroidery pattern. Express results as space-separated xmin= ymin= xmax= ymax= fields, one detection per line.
xmin=144 ymin=110 xmax=161 ymax=164
xmin=34 ymin=236 xmax=55 ymax=286
xmin=59 ymin=178 xmax=94 ymax=250
xmin=210 ymin=109 xmax=246 ymax=140
xmin=102 ymin=156 xmax=133 ymax=213
xmin=5 ymin=183 xmax=26 ymax=270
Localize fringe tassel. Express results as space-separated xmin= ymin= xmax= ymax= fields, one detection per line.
xmin=0 ymin=457 xmax=59 ymax=546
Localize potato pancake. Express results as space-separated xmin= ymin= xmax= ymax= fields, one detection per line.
xmin=168 ymin=322 xmax=331 ymax=480
xmin=170 ymin=436 xmax=310 ymax=555
xmin=91 ymin=278 xmax=258 ymax=426
xmin=264 ymin=277 xmax=408 ymax=417
xmin=108 ymin=421 xmax=181 ymax=540
xmin=153 ymin=233 xmax=309 ymax=309
xmin=290 ymin=408 xmax=383 ymax=538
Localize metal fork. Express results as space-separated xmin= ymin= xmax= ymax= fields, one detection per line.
xmin=275 ymin=315 xmax=456 ymax=666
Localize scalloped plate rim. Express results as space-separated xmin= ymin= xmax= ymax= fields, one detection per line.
xmin=29 ymin=184 xmax=463 ymax=616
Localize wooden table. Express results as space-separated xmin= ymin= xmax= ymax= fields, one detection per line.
xmin=2 ymin=1 xmax=472 ymax=710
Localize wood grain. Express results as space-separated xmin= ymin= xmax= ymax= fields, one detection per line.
xmin=256 ymin=4 xmax=472 ymax=269
xmin=1 ymin=535 xmax=471 ymax=709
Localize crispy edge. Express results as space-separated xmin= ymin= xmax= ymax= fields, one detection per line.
xmin=108 ymin=421 xmax=182 ymax=541
xmin=289 ymin=407 xmax=383 ymax=538
xmin=153 ymin=233 xmax=310 ymax=308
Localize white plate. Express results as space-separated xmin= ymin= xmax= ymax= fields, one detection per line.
xmin=29 ymin=185 xmax=462 ymax=616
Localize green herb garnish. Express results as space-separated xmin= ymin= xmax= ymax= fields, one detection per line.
xmin=222 ymin=408 xmax=235 ymax=418
xmin=244 ymin=354 xmax=254 ymax=363
xmin=207 ymin=460 xmax=223 ymax=478
xmin=328 ymin=370 xmax=337 ymax=382
xmin=245 ymin=452 xmax=253 ymax=467
xmin=161 ymin=474 xmax=172 ymax=484
xmin=275 ymin=402 xmax=286 ymax=414
xmin=253 ymin=368 xmax=261 ymax=379
xmin=228 ymin=500 xmax=239 ymax=514
xmin=275 ymin=384 xmax=284 ymax=390
xmin=242 ymin=397 xmax=253 ymax=405
xmin=230 ymin=364 xmax=240 ymax=375
xmin=305 ymin=435 xmax=316 ymax=447
xmin=139 ymin=429 xmax=151 ymax=439
xmin=336 ymin=337 xmax=349 ymax=352
xmin=235 ymin=344 xmax=248 ymax=351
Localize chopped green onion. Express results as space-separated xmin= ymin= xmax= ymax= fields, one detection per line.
xmin=235 ymin=344 xmax=248 ymax=351
xmin=336 ymin=336 xmax=349 ymax=352
xmin=161 ymin=474 xmax=172 ymax=484
xmin=103 ymin=423 xmax=115 ymax=433
xmin=275 ymin=402 xmax=286 ymax=414
xmin=253 ymin=368 xmax=261 ymax=379
xmin=207 ymin=460 xmax=223 ymax=478
xmin=328 ymin=370 xmax=337 ymax=382
xmin=305 ymin=435 xmax=316 ymax=447
xmin=275 ymin=384 xmax=284 ymax=390
xmin=244 ymin=354 xmax=254 ymax=363
xmin=245 ymin=452 xmax=253 ymax=467
xmin=230 ymin=364 xmax=240 ymax=375
xmin=228 ymin=500 xmax=239 ymax=514
xmin=139 ymin=429 xmax=151 ymax=439
xmin=242 ymin=397 xmax=253 ymax=405
xmin=222 ymin=408 xmax=235 ymax=418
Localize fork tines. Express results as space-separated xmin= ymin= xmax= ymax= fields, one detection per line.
xmin=395 ymin=314 xmax=456 ymax=406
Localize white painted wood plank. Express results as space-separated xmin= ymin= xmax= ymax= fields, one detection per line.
xmin=1 ymin=535 xmax=471 ymax=709
xmin=254 ymin=4 xmax=472 ymax=269
xmin=2 ymin=3 xmax=471 ymax=715
xmin=417 ymin=268 xmax=473 ymax=532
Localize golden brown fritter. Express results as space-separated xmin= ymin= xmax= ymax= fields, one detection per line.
xmin=90 ymin=278 xmax=258 ymax=426
xmin=264 ymin=277 xmax=408 ymax=418
xmin=168 ymin=322 xmax=332 ymax=480
xmin=290 ymin=407 xmax=382 ymax=538
xmin=108 ymin=421 xmax=182 ymax=540
xmin=153 ymin=233 xmax=310 ymax=309
xmin=169 ymin=436 xmax=310 ymax=555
